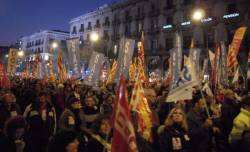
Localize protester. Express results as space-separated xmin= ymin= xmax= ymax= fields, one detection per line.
xmin=0 ymin=116 xmax=27 ymax=152
xmin=0 ymin=92 xmax=21 ymax=130
xmin=47 ymin=130 xmax=80 ymax=152
xmin=23 ymin=91 xmax=57 ymax=152
xmin=86 ymin=115 xmax=112 ymax=152
xmin=159 ymin=107 xmax=190 ymax=152
xmin=59 ymin=95 xmax=85 ymax=132
xmin=229 ymin=96 xmax=250 ymax=151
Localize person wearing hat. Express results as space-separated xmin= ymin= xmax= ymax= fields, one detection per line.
xmin=59 ymin=96 xmax=84 ymax=132
xmin=229 ymin=96 xmax=250 ymax=151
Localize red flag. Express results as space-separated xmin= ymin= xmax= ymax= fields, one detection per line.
xmin=0 ymin=64 xmax=11 ymax=89
xmin=111 ymin=76 xmax=138 ymax=152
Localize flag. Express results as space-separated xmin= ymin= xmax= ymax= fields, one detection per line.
xmin=129 ymin=78 xmax=153 ymax=142
xmin=220 ymin=41 xmax=228 ymax=86
xmin=212 ymin=45 xmax=221 ymax=87
xmin=106 ymin=60 xmax=118 ymax=85
xmin=112 ymin=76 xmax=138 ymax=152
xmin=138 ymin=32 xmax=146 ymax=81
xmin=57 ymin=50 xmax=66 ymax=82
xmin=7 ymin=48 xmax=18 ymax=75
xmin=209 ymin=50 xmax=215 ymax=69
xmin=32 ymin=50 xmax=39 ymax=78
xmin=227 ymin=26 xmax=247 ymax=72
xmin=129 ymin=62 xmax=136 ymax=81
xmin=232 ymin=67 xmax=239 ymax=84
xmin=202 ymin=83 xmax=213 ymax=97
xmin=0 ymin=64 xmax=11 ymax=88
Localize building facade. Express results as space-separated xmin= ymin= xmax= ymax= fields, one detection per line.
xmin=69 ymin=0 xmax=250 ymax=77
xmin=20 ymin=30 xmax=69 ymax=62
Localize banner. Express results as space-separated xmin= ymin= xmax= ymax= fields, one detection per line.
xmin=7 ymin=48 xmax=18 ymax=75
xmin=67 ymin=38 xmax=81 ymax=78
xmin=189 ymin=48 xmax=201 ymax=76
xmin=166 ymin=58 xmax=198 ymax=102
xmin=227 ymin=26 xmax=247 ymax=72
xmin=220 ymin=41 xmax=228 ymax=86
xmin=111 ymin=76 xmax=138 ymax=152
xmin=84 ymin=51 xmax=104 ymax=87
xmin=138 ymin=32 xmax=146 ymax=81
xmin=115 ymin=37 xmax=135 ymax=81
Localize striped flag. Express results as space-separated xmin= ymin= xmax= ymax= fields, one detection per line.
xmin=32 ymin=50 xmax=39 ymax=78
xmin=106 ymin=60 xmax=118 ymax=85
xmin=227 ymin=26 xmax=247 ymax=73
xmin=129 ymin=78 xmax=153 ymax=142
xmin=129 ymin=62 xmax=136 ymax=81
xmin=48 ymin=48 xmax=55 ymax=81
xmin=111 ymin=76 xmax=138 ymax=152
xmin=57 ymin=50 xmax=66 ymax=82
xmin=138 ymin=32 xmax=146 ymax=81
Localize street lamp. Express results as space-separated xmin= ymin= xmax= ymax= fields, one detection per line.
xmin=18 ymin=51 xmax=24 ymax=57
xmin=5 ymin=54 xmax=9 ymax=58
xmin=52 ymin=42 xmax=58 ymax=49
xmin=192 ymin=9 xmax=205 ymax=21
xmin=90 ymin=32 xmax=99 ymax=42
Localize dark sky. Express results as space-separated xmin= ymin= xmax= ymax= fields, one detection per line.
xmin=0 ymin=0 xmax=116 ymax=46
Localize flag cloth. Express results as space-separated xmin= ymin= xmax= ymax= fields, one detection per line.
xmin=129 ymin=62 xmax=136 ymax=81
xmin=138 ymin=32 xmax=146 ymax=81
xmin=212 ymin=45 xmax=221 ymax=87
xmin=111 ymin=76 xmax=138 ymax=152
xmin=7 ymin=48 xmax=18 ymax=75
xmin=0 ymin=64 xmax=11 ymax=88
xmin=57 ymin=50 xmax=66 ymax=82
xmin=202 ymin=83 xmax=214 ymax=97
xmin=32 ymin=50 xmax=39 ymax=78
xmin=220 ymin=41 xmax=228 ymax=86
xmin=227 ymin=26 xmax=247 ymax=72
xmin=129 ymin=78 xmax=153 ymax=142
xmin=232 ymin=67 xmax=239 ymax=84
xmin=106 ymin=60 xmax=118 ymax=85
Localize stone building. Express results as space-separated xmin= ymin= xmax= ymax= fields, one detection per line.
xmin=69 ymin=0 xmax=250 ymax=77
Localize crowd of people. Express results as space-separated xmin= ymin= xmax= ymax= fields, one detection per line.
xmin=0 ymin=76 xmax=250 ymax=152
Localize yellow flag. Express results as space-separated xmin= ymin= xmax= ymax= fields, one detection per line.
xmin=106 ymin=60 xmax=117 ymax=85
xmin=129 ymin=62 xmax=136 ymax=81
xmin=138 ymin=32 xmax=146 ymax=81
xmin=130 ymin=78 xmax=153 ymax=142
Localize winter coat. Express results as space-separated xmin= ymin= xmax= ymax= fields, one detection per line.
xmin=229 ymin=108 xmax=250 ymax=143
xmin=159 ymin=124 xmax=190 ymax=152
xmin=59 ymin=108 xmax=85 ymax=132
xmin=187 ymin=109 xmax=212 ymax=152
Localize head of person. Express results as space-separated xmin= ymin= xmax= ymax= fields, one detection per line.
xmin=85 ymin=96 xmax=96 ymax=108
xmin=66 ymin=96 xmax=82 ymax=110
xmin=48 ymin=130 xmax=79 ymax=152
xmin=92 ymin=115 xmax=111 ymax=136
xmin=241 ymin=96 xmax=250 ymax=112
xmin=2 ymin=92 xmax=15 ymax=107
xmin=164 ymin=107 xmax=188 ymax=131
xmin=192 ymin=92 xmax=207 ymax=113
xmin=4 ymin=116 xmax=27 ymax=140
xmin=224 ymin=89 xmax=236 ymax=101
xmin=37 ymin=91 xmax=48 ymax=105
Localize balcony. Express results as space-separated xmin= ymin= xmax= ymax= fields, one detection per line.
xmin=112 ymin=20 xmax=121 ymax=26
xmin=123 ymin=16 xmax=133 ymax=23
xmin=79 ymin=28 xmax=84 ymax=33
xmin=94 ymin=24 xmax=101 ymax=29
xmin=135 ymin=13 xmax=145 ymax=20
xmin=111 ymin=34 xmax=120 ymax=41
xmin=87 ymin=26 xmax=92 ymax=31
xmin=147 ymin=27 xmax=160 ymax=35
xmin=148 ymin=9 xmax=160 ymax=18
xmin=102 ymin=21 xmax=110 ymax=27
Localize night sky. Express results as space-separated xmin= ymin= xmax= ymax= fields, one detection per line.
xmin=0 ymin=0 xmax=116 ymax=46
